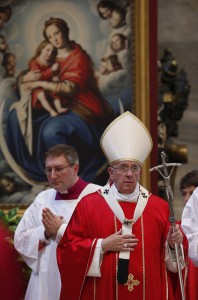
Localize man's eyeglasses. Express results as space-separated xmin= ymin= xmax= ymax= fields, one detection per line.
xmin=112 ymin=165 xmax=140 ymax=175
xmin=44 ymin=164 xmax=74 ymax=175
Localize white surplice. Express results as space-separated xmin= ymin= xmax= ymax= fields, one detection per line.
xmin=14 ymin=184 xmax=100 ymax=300
xmin=182 ymin=187 xmax=198 ymax=266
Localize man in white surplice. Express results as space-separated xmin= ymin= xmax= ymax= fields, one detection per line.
xmin=14 ymin=144 xmax=101 ymax=300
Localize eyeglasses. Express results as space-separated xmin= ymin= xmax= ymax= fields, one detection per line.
xmin=112 ymin=165 xmax=140 ymax=175
xmin=44 ymin=164 xmax=74 ymax=175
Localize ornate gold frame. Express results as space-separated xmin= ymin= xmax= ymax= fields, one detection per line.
xmin=135 ymin=0 xmax=151 ymax=189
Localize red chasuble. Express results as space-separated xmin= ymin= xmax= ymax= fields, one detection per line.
xmin=57 ymin=191 xmax=174 ymax=300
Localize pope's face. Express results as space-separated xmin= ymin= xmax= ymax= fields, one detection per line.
xmin=108 ymin=161 xmax=141 ymax=194
xmin=45 ymin=24 xmax=65 ymax=49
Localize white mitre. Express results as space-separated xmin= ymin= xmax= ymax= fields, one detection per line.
xmin=100 ymin=111 xmax=153 ymax=166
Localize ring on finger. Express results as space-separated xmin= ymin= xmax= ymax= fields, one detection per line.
xmin=124 ymin=243 xmax=127 ymax=248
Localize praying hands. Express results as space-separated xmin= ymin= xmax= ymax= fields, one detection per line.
xmin=42 ymin=208 xmax=64 ymax=239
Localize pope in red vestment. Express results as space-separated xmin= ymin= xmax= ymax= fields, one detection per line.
xmin=58 ymin=188 xmax=176 ymax=300
xmin=57 ymin=111 xmax=185 ymax=300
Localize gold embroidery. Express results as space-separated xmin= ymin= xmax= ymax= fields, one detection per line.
xmin=124 ymin=273 xmax=140 ymax=292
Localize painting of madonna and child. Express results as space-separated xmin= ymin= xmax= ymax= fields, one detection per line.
xmin=0 ymin=0 xmax=133 ymax=205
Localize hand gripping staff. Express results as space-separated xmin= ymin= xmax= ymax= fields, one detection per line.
xmin=149 ymin=151 xmax=185 ymax=300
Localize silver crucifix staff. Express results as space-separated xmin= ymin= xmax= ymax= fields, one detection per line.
xmin=149 ymin=151 xmax=185 ymax=300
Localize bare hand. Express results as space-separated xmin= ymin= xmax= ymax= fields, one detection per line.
xmin=167 ymin=224 xmax=183 ymax=249
xmin=101 ymin=229 xmax=138 ymax=253
xmin=42 ymin=208 xmax=64 ymax=239
xmin=23 ymin=69 xmax=41 ymax=82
